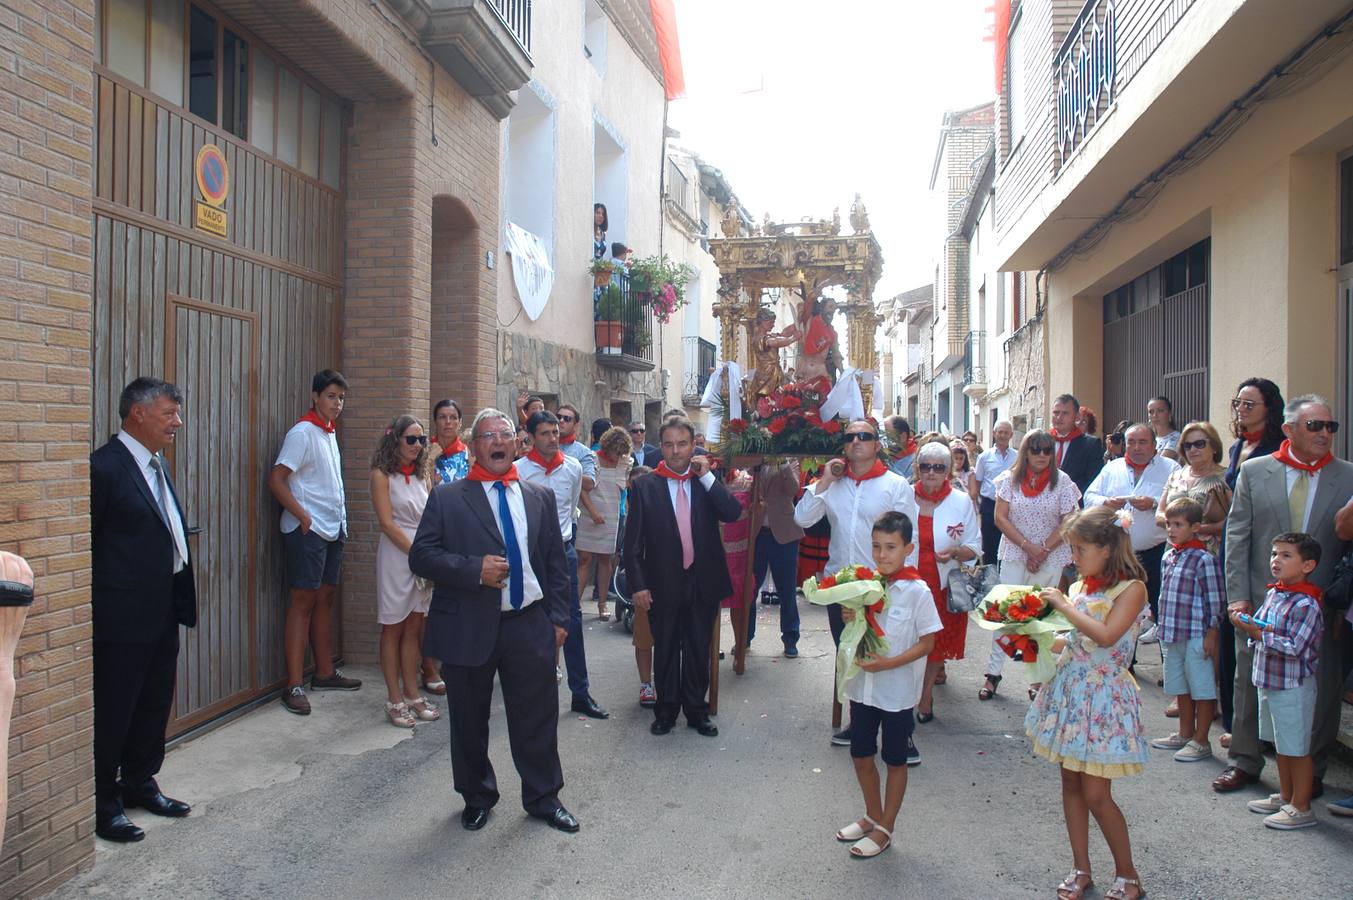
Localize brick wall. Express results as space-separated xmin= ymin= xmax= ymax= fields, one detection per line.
xmin=0 ymin=0 xmax=97 ymax=894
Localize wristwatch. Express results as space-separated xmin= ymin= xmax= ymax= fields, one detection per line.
xmin=0 ymin=580 xmax=34 ymax=607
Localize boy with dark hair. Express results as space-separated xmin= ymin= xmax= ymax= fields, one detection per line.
xmin=1231 ymin=532 xmax=1324 ymax=829
xmin=268 ymin=369 xmax=360 ymax=715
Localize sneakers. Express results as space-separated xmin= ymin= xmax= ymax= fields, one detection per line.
xmin=1264 ymin=804 xmax=1318 ymax=830
xmin=282 ymin=685 xmax=311 ymax=715
xmin=831 ymin=728 xmax=852 ymax=747
xmin=1150 ymin=732 xmax=1188 ymax=750
xmin=783 ymin=645 xmax=799 ymax=658
xmin=1247 ymin=793 xmax=1285 ymax=814
xmin=1173 ymin=740 xmax=1213 ymax=762
xmin=906 ymin=736 xmax=921 ymax=767
xmin=1327 ymin=795 xmax=1353 ymax=817
xmin=1137 ymin=623 xmax=1160 ymax=644
xmin=638 ymin=682 xmax=657 ymax=708
xmin=310 ymin=669 xmax=362 ymax=691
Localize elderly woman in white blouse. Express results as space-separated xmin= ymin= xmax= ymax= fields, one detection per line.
xmin=912 ymin=441 xmax=982 ymax=721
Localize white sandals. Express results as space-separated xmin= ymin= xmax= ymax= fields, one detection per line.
xmin=405 ymin=696 xmax=440 ymax=721
xmin=835 ymin=815 xmax=877 ymax=842
xmin=1105 ymin=875 xmax=1145 ymax=899
xmin=1057 ymin=869 xmax=1093 ymax=899
xmin=385 ymin=701 xmax=416 ymax=728
xmin=849 ymin=824 xmax=892 ymax=859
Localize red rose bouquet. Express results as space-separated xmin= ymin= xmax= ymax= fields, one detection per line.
xmin=802 ymin=565 xmax=891 ymax=701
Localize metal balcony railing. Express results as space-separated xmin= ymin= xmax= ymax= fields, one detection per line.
xmin=682 ymin=336 xmax=717 ymax=403
xmin=488 ymin=0 xmax=532 ymax=54
xmin=1056 ymin=0 xmax=1116 ymax=166
xmin=595 ymin=270 xmax=655 ymax=372
xmin=963 ymin=330 xmax=987 ymax=386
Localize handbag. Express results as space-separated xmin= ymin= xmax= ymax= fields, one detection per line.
xmin=948 ymin=562 xmax=999 ymax=613
xmin=1325 ymin=545 xmax=1353 ymax=614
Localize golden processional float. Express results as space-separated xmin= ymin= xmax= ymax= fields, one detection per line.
xmin=702 ymin=196 xmax=884 ymax=719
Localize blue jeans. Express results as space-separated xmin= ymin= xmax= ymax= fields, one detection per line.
xmin=748 ymin=530 xmax=801 ymax=648
xmin=563 ymin=538 xmax=589 ymax=699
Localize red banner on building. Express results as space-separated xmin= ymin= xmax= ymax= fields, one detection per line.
xmin=989 ymin=0 xmax=1012 ymax=92
xmin=649 ymin=0 xmax=686 ymax=100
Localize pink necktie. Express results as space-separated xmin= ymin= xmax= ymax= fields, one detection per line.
xmin=676 ymin=480 xmax=694 ymax=568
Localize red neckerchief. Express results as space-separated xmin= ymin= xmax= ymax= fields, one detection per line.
xmin=653 ymin=461 xmax=693 ymax=481
xmin=598 ymin=450 xmax=616 ymax=464
xmin=1126 ymin=458 xmax=1150 ymax=482
xmin=1021 ymin=467 xmax=1051 ymax=497
xmin=398 ymin=462 xmax=417 ymax=485
xmin=437 ymin=437 xmax=466 ymax=458
xmin=845 ymin=459 xmax=889 ymax=484
xmin=1054 ymin=427 xmax=1083 ymax=444
xmin=885 ymin=566 xmax=923 ymax=583
xmin=915 ymin=479 xmax=952 ymax=504
xmin=560 ymin=433 xmax=577 ymax=446
xmin=1273 ymin=440 xmax=1333 ymax=474
xmin=873 ymin=566 xmax=924 ymax=637
xmin=900 ymin=437 xmax=918 ymax=456
xmin=299 ymin=410 xmax=335 ymax=433
xmin=1242 ymin=429 xmax=1265 ymax=444
xmin=1170 ymin=539 xmax=1207 ymax=553
xmin=1081 ymin=575 xmax=1117 ymax=596
xmin=526 ymin=448 xmax=565 ymax=474
xmin=1268 ymin=581 xmax=1323 ymax=602
xmin=466 ymin=461 xmax=519 ymax=484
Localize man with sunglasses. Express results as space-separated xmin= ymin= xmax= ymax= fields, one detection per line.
xmin=795 ymin=419 xmax=920 ymax=752
xmin=629 ymin=423 xmax=661 ymax=468
xmin=516 ymin=411 xmax=608 ymax=720
xmin=1217 ymin=395 xmax=1353 ymax=799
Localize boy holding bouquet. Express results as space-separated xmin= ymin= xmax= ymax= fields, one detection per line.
xmin=1230 ymin=533 xmax=1324 ymax=830
xmin=833 ymin=511 xmax=941 ymax=859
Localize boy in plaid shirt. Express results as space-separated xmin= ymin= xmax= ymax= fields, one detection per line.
xmin=1150 ymin=497 xmax=1225 ymax=762
xmin=1230 ymin=532 xmax=1324 ymax=831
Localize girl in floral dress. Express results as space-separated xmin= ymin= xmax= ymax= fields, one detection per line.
xmin=1026 ymin=506 xmax=1150 ymax=900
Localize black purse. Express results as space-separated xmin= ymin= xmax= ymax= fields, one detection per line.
xmin=1324 ymin=546 xmax=1353 ymax=614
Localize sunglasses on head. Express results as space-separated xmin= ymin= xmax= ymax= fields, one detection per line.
xmin=404 ymin=435 xmax=428 ymax=446
xmin=1302 ymin=420 xmax=1340 ymax=433
xmin=917 ymin=462 xmax=947 ymax=473
xmin=1180 ymin=438 xmax=1210 ymax=451
xmin=842 ymin=432 xmax=877 ymax=443
xmin=1027 ymin=446 xmax=1053 ymax=456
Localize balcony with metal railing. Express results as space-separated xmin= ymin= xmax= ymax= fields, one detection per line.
xmin=392 ymin=0 xmax=533 ymax=119
xmin=962 ymin=330 xmax=988 ymax=399
xmin=682 ymin=336 xmax=716 ymax=404
xmin=595 ymin=271 xmax=656 ymax=372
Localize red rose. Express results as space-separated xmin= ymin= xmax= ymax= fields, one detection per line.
xmin=767 ymin=417 xmax=787 ymax=434
xmin=823 ymin=419 xmax=842 ymax=434
xmin=854 ymin=566 xmax=873 ymax=581
xmin=983 ymin=605 xmax=1004 ymax=623
xmin=781 ymin=394 xmax=801 ymax=409
xmin=727 ymin=418 xmax=748 ymax=434
xmin=818 ymin=576 xmax=837 ymax=589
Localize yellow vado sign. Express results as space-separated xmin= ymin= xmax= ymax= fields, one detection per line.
xmin=193 ymin=144 xmax=229 ymax=238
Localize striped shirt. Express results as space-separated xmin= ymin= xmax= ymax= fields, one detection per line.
xmin=1250 ymin=587 xmax=1324 ymax=690
xmin=1157 ymin=546 xmax=1226 ymax=642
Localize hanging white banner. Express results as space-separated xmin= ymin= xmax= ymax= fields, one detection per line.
xmin=504 ymin=222 xmax=554 ymax=321
xmin=820 ymin=367 xmax=874 ymax=423
xmin=699 ymin=360 xmax=742 ymax=444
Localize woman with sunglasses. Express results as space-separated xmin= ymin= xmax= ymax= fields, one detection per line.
xmin=1155 ymin=422 xmax=1231 ymax=555
xmin=370 ymin=416 xmax=438 ymax=728
xmin=912 ymin=442 xmax=982 ymax=722
xmin=982 ymin=429 xmax=1082 ymax=700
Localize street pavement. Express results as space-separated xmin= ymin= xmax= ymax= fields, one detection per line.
xmin=59 ymin=600 xmax=1353 ymax=899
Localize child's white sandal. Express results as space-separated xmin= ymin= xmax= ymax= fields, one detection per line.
xmin=834 ymin=815 xmax=876 ymax=842
xmin=848 ymin=824 xmax=892 ymax=859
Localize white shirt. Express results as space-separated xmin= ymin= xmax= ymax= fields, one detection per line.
xmin=117 ymin=431 xmax=187 ymax=573
xmin=480 ymin=480 xmax=544 ymax=612
xmin=274 ymin=420 xmax=347 ymax=540
xmin=1085 ymin=455 xmax=1179 ymax=551
xmin=924 ymin=488 xmax=983 ymax=589
xmin=1283 ymin=465 xmax=1321 ymax=531
xmin=844 ymin=578 xmax=943 ymax=712
xmin=794 ymin=468 xmax=920 ymax=571
xmin=514 ymin=454 xmax=583 ymax=542
xmin=974 ymin=446 xmax=1018 ymax=501
xmin=665 ymin=469 xmax=718 ymax=515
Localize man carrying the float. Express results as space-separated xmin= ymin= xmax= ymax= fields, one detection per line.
xmin=794 ymin=419 xmax=920 ymax=753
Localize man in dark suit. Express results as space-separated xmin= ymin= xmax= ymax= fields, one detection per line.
xmin=1051 ymin=393 xmax=1105 ymax=497
xmin=628 ymin=422 xmax=661 ymax=468
xmin=90 ymin=377 xmax=198 ymax=843
xmin=409 ymin=408 xmax=579 ymax=834
xmin=623 ymin=416 xmax=742 ymax=737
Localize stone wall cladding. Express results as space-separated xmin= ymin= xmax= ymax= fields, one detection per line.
xmin=497 ymin=333 xmax=660 ymax=432
xmin=1005 ymin=317 xmax=1047 ymax=432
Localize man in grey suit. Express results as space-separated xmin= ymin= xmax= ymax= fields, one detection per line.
xmin=1217 ymin=394 xmax=1353 ymax=796
xmin=409 ymin=408 xmax=579 ymax=834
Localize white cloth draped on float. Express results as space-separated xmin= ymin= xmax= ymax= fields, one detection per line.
xmin=819 ymin=367 xmax=878 ymax=423
xmin=504 ymin=222 xmax=554 ymax=321
xmin=699 ymin=361 xmax=743 ymax=444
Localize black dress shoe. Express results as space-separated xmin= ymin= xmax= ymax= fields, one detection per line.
xmin=650 ymin=719 xmax=675 ymax=735
xmin=123 ymin=789 xmax=191 ymax=818
xmin=540 ymin=806 xmax=580 ymax=833
xmin=570 ymin=695 xmax=610 ymax=719
xmin=96 ymin=814 xmax=145 ymax=843
xmin=687 ymin=718 xmax=719 ymax=737
xmin=461 ymin=805 xmax=490 ymax=831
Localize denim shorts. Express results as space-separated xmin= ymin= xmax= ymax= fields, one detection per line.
xmin=849 ymin=701 xmax=915 ymax=767
xmin=1257 ymin=679 xmax=1318 ymax=757
xmin=1162 ymin=637 xmax=1216 ymax=700
xmin=283 ymin=528 xmax=344 ymax=590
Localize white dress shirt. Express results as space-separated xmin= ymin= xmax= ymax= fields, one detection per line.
xmin=480 ymin=480 xmax=544 ymax=612
xmin=665 ymin=469 xmax=718 ymax=513
xmin=794 ymin=468 xmax=920 ymax=570
xmin=1283 ymin=465 xmax=1321 ymax=531
xmin=844 ymin=578 xmax=943 ymax=712
xmin=1085 ymin=455 xmax=1179 ymax=551
xmin=117 ymin=430 xmax=187 ymax=573
xmin=974 ymin=446 xmax=1018 ymax=501
xmin=514 ymin=454 xmax=583 ymax=542
xmin=274 ymin=420 xmax=347 ymax=540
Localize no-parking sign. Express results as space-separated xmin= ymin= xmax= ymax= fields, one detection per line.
xmin=194 ymin=144 xmax=229 ymax=237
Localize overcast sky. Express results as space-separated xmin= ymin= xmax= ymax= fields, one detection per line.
xmin=669 ymin=0 xmax=995 ymax=301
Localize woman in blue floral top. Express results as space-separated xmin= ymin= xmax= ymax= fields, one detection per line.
xmin=420 ymin=398 xmax=468 ymax=695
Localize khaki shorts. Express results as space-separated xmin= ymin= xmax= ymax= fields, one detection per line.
xmin=632 ymin=603 xmax=654 ymax=650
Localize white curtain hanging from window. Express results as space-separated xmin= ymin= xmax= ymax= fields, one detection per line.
xmin=505 ymin=222 xmax=554 ymax=321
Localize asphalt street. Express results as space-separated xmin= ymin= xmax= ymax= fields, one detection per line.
xmin=58 ymin=600 xmax=1353 ymax=899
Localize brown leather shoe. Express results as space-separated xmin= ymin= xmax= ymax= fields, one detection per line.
xmin=1212 ymin=766 xmax=1256 ymax=792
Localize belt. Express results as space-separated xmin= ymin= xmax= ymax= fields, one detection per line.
xmin=501 ymin=601 xmax=542 ymax=620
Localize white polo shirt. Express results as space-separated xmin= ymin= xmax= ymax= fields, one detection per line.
xmin=274 ymin=419 xmax=347 ymax=541
xmin=794 ymin=468 xmax=920 ymax=570
xmin=844 ymin=577 xmax=943 ymax=712
xmin=514 ymin=453 xmax=583 ymax=542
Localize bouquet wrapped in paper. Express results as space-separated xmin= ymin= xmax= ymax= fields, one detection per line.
xmin=802 ymin=565 xmax=889 ymax=701
xmin=970 ymin=585 xmax=1073 ymax=683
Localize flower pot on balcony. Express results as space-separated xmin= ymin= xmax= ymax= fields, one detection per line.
xmin=595 ymin=321 xmax=625 ymax=354
xmin=593 ymin=270 xmax=613 ymax=288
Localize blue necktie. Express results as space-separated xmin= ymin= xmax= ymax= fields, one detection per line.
xmin=494 ymin=482 xmax=524 ymax=609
